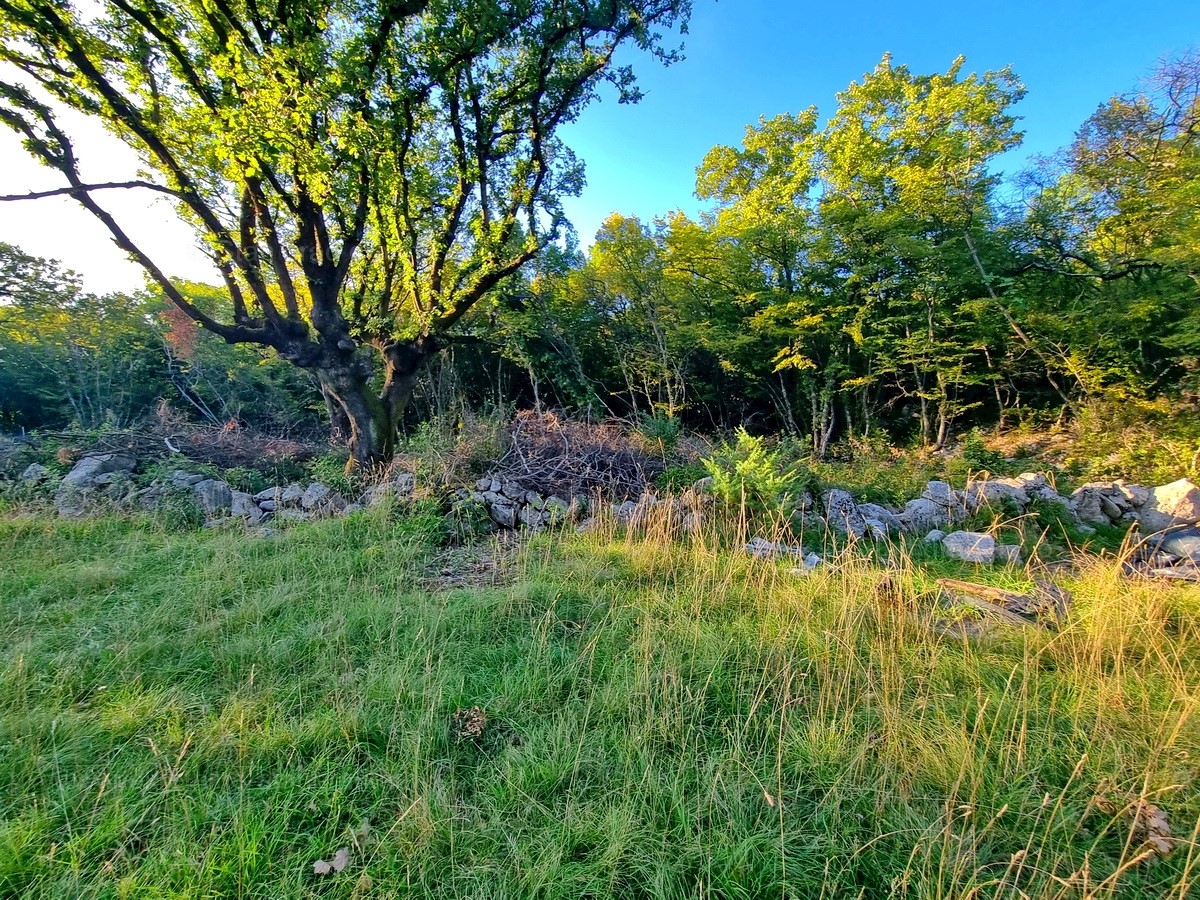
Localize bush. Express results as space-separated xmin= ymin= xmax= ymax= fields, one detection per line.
xmin=306 ymin=451 xmax=362 ymax=497
xmin=1063 ymin=399 xmax=1200 ymax=485
xmin=701 ymin=428 xmax=806 ymax=519
xmin=656 ymin=461 xmax=708 ymax=493
xmin=635 ymin=413 xmax=681 ymax=454
xmin=957 ymin=428 xmax=1011 ymax=475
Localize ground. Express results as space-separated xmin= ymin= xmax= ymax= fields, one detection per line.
xmin=1 ymin=505 xmax=1198 ymax=898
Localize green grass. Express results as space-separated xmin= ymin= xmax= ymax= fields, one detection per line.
xmin=1 ymin=507 xmax=1199 ymax=898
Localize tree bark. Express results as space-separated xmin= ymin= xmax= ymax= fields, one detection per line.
xmin=378 ymin=338 xmax=440 ymax=462
xmin=315 ymin=361 xmax=380 ymax=470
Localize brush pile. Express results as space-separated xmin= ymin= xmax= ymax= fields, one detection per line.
xmin=486 ymin=411 xmax=665 ymax=501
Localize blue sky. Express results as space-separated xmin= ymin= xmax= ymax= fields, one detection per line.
xmin=0 ymin=0 xmax=1194 ymax=291
xmin=560 ymin=0 xmax=1198 ymax=245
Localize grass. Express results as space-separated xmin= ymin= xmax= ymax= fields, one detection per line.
xmin=1 ymin=505 xmax=1198 ymax=898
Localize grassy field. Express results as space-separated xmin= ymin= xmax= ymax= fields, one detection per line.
xmin=1 ymin=505 xmax=1198 ymax=898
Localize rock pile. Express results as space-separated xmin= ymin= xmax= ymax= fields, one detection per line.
xmin=19 ymin=448 xmax=1200 ymax=557
xmin=819 ymin=473 xmax=1200 ymax=541
xmin=453 ymin=478 xmax=575 ymax=531
xmin=756 ymin=472 xmax=1200 ymax=567
xmin=1125 ymin=524 xmax=1200 ymax=580
xmin=42 ymin=452 xmax=418 ymax=525
xmin=53 ymin=452 xmax=138 ymax=517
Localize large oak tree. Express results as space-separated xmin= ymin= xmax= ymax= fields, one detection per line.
xmin=0 ymin=0 xmax=690 ymax=465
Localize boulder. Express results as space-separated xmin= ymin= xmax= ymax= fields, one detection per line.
xmin=171 ymin=470 xmax=206 ymax=489
xmin=55 ymin=452 xmax=137 ymax=517
xmin=60 ymin=452 xmax=136 ymax=488
xmin=745 ymin=537 xmax=806 ymax=559
xmin=824 ymin=489 xmax=867 ymax=538
xmin=489 ymin=501 xmax=518 ymax=529
xmin=787 ymin=552 xmax=825 ymax=574
xmin=994 ymin=544 xmax=1024 ymax=565
xmin=301 ymin=482 xmax=332 ymax=510
xmin=925 ymin=529 xmax=946 ymax=543
xmin=1153 ymin=526 xmax=1200 ymax=562
xmin=279 ymin=483 xmax=305 ymax=507
xmin=392 ymin=473 xmax=416 ymax=495
xmin=964 ymin=478 xmax=1029 ymax=510
xmin=1014 ymin=473 xmax=1070 ymax=506
xmin=231 ymin=491 xmax=264 ymax=524
xmin=518 ymin=505 xmax=547 ymax=529
xmin=1069 ymin=486 xmax=1114 ymax=527
xmin=1100 ymin=496 xmax=1125 ymax=520
xmin=863 ymin=519 xmax=890 ymax=542
xmin=692 ymin=476 xmax=715 ymax=493
xmin=858 ymin=502 xmax=902 ymax=533
xmin=627 ymin=496 xmax=661 ymax=530
xmin=192 ymin=479 xmax=233 ymax=516
xmin=941 ymin=531 xmax=996 ymax=564
xmin=253 ymin=487 xmax=281 ymax=502
xmin=613 ymin=499 xmax=637 ymax=521
xmin=922 ymin=481 xmax=968 ymax=520
xmin=900 ymin=498 xmax=948 ymax=533
xmin=19 ymin=463 xmax=49 ymax=484
xmin=1138 ymin=479 xmax=1200 ymax=533
xmin=1116 ymin=482 xmax=1150 ymax=508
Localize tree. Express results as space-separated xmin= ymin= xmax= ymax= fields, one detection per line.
xmin=817 ymin=54 xmax=1024 ymax=445
xmin=1014 ymin=49 xmax=1200 ymax=400
xmin=0 ymin=0 xmax=690 ymax=466
xmin=0 ymin=242 xmax=166 ymax=428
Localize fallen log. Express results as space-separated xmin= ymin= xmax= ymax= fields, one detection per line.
xmin=935 ymin=577 xmax=1073 ymax=630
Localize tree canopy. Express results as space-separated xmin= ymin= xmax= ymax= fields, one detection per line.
xmin=0 ymin=0 xmax=691 ymax=464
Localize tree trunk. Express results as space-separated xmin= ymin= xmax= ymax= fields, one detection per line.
xmin=322 ymin=385 xmax=352 ymax=443
xmin=379 ymin=339 xmax=440 ymax=462
xmin=316 ymin=363 xmax=381 ymax=470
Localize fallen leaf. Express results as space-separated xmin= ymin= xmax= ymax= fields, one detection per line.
xmin=1095 ymin=790 xmax=1177 ymax=859
xmin=313 ymin=846 xmax=352 ymax=876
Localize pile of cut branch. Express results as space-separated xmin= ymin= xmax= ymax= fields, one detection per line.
xmin=39 ymin=420 xmax=316 ymax=473
xmin=488 ymin=411 xmax=665 ymax=500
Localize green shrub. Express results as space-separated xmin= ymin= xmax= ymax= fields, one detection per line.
xmin=636 ymin=413 xmax=681 ymax=454
xmin=656 ymin=461 xmax=708 ymax=493
xmin=957 ymin=428 xmax=1011 ymax=475
xmin=305 ymin=450 xmax=362 ymax=497
xmin=701 ymin=428 xmax=807 ymax=519
xmin=444 ymin=497 xmax=495 ymax=544
xmin=1063 ymin=399 xmax=1200 ymax=484
xmin=222 ymin=466 xmax=270 ymax=495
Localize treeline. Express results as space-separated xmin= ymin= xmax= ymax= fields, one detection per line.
xmin=0 ymin=246 xmax=319 ymax=434
xmin=2 ymin=52 xmax=1197 ymax=453
xmin=481 ymin=53 xmax=1200 ymax=449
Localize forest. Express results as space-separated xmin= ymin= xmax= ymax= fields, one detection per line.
xmin=1 ymin=31 xmax=1197 ymax=458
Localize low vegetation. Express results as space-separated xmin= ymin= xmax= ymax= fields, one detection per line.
xmin=1 ymin=501 xmax=1197 ymax=898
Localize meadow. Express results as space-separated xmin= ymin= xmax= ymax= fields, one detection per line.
xmin=1 ymin=504 xmax=1197 ymax=898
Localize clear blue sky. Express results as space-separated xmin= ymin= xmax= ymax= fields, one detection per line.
xmin=0 ymin=0 xmax=1194 ymax=291
xmin=560 ymin=0 xmax=1198 ymax=246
